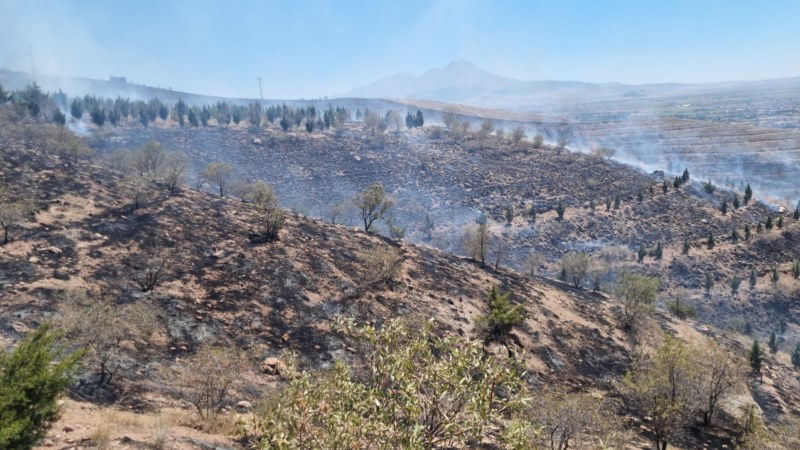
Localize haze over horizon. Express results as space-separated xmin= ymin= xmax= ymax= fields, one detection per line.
xmin=1 ymin=0 xmax=799 ymax=99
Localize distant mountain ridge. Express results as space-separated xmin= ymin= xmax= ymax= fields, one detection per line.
xmin=343 ymin=60 xmax=800 ymax=109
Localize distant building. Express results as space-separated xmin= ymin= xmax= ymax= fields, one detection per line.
xmin=109 ymin=76 xmax=127 ymax=85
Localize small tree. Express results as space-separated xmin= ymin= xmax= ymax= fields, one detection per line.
xmin=791 ymin=261 xmax=800 ymax=279
xmin=749 ymin=268 xmax=757 ymax=290
xmin=201 ymin=162 xmax=233 ymax=197
xmin=614 ymin=272 xmax=659 ymax=329
xmin=70 ymin=98 xmax=84 ymax=119
xmin=768 ymin=331 xmax=779 ymax=354
xmin=560 ymin=251 xmax=590 ymax=288
xmin=173 ymin=345 xmax=243 ymax=423
xmin=90 ymin=106 xmax=105 ymax=127
xmin=749 ymin=340 xmax=764 ymax=383
xmin=720 ymin=199 xmax=728 ymax=215
xmin=682 ymin=238 xmax=691 ymax=255
xmin=52 ymin=108 xmax=66 ymax=125
xmin=692 ymin=341 xmax=744 ymax=426
xmin=357 ymin=246 xmax=403 ymax=292
xmin=770 ymin=266 xmax=779 ymax=284
xmin=511 ymin=126 xmax=525 ymax=144
xmin=622 ymin=336 xmax=694 ymax=450
xmin=352 ymin=183 xmax=393 ymax=232
xmin=730 ymin=275 xmax=742 ymax=296
xmin=532 ymin=134 xmax=544 ymax=148
xmin=681 ymin=168 xmax=690 ymax=183
xmin=504 ymin=204 xmax=514 ymax=225
xmin=555 ymin=200 xmax=566 ymax=220
xmin=704 ymin=272 xmax=714 ymax=296
xmin=251 ymin=182 xmax=285 ymax=242
xmin=0 ymin=185 xmax=33 ymax=245
xmin=707 ymin=231 xmax=715 ymax=249
xmin=744 ymin=184 xmax=752 ymax=204
xmin=463 ymin=223 xmax=489 ymax=266
xmin=791 ymin=343 xmax=800 ymax=369
xmin=475 ymin=285 xmax=525 ymax=342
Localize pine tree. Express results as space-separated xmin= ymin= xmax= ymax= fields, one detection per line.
xmin=654 ymin=242 xmax=663 ymax=260
xmin=733 ymin=194 xmax=740 ymax=209
xmin=528 ymin=204 xmax=536 ymax=222
xmin=613 ymin=194 xmax=621 ymax=210
xmin=673 ymin=176 xmax=681 ymax=189
xmin=638 ymin=244 xmax=646 ymax=263
xmin=744 ymin=184 xmax=753 ymax=204
xmin=69 ymin=99 xmax=83 ymax=119
xmin=90 ymin=106 xmax=105 ymax=127
xmin=771 ymin=266 xmax=779 ymax=284
xmin=749 ymin=340 xmax=763 ymax=383
xmin=730 ymin=275 xmax=741 ymax=296
xmin=414 ymin=110 xmax=424 ymax=127
xmin=730 ymin=228 xmax=739 ymax=243
xmin=188 ymin=108 xmax=199 ymax=127
xmin=504 ymin=205 xmax=513 ymax=225
xmin=637 ymin=190 xmax=644 ymax=202
xmin=555 ymin=200 xmax=566 ymax=220
xmin=720 ymin=199 xmax=728 ymax=215
xmin=750 ymin=268 xmax=757 ymax=289
xmin=745 ymin=224 xmax=751 ymax=240
xmin=768 ymin=330 xmax=779 ymax=354
xmin=791 ymin=343 xmax=800 ymax=369
xmin=777 ymin=216 xmax=783 ymax=229
xmin=681 ymin=168 xmax=690 ymax=183
xmin=52 ymin=108 xmax=66 ymax=125
xmin=794 ymin=201 xmax=800 ymax=220
xmin=682 ymin=238 xmax=691 ymax=255
xmin=175 ymin=99 xmax=188 ymax=127
xmin=765 ymin=216 xmax=774 ymax=230
xmin=792 ymin=261 xmax=799 ymax=279
xmin=0 ymin=323 xmax=82 ymax=449
xmin=705 ymin=272 xmax=714 ymax=295
xmin=707 ymin=231 xmax=715 ymax=249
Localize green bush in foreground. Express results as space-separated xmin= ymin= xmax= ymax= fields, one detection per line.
xmin=250 ymin=318 xmax=527 ymax=449
xmin=0 ymin=323 xmax=82 ymax=449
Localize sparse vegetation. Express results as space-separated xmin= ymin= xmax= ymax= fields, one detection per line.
xmin=353 ymin=183 xmax=394 ymax=232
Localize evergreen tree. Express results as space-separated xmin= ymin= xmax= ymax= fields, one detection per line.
xmin=771 ymin=266 xmax=779 ymax=284
xmin=662 ymin=181 xmax=668 ymax=194
xmin=158 ymin=103 xmax=169 ymax=121
xmin=414 ymin=110 xmax=424 ymax=127
xmin=504 ymin=205 xmax=513 ymax=225
xmin=744 ymin=224 xmax=751 ymax=240
xmin=765 ymin=216 xmax=773 ymax=230
xmin=673 ymin=176 xmax=681 ymax=188
xmin=637 ymin=190 xmax=643 ymax=202
xmin=555 ymin=200 xmax=566 ymax=220
xmin=749 ymin=268 xmax=757 ymax=289
xmin=475 ymin=285 xmax=525 ymax=341
xmin=188 ymin=108 xmax=199 ymax=127
xmin=139 ymin=108 xmax=150 ymax=127
xmin=720 ymin=199 xmax=727 ymax=215
xmin=637 ymin=244 xmax=646 ymax=263
xmin=757 ymin=222 xmax=764 ymax=233
xmin=682 ymin=238 xmax=691 ymax=255
xmin=733 ymin=194 xmax=740 ymax=209
xmin=613 ymin=194 xmax=621 ymax=210
xmin=52 ymin=108 xmax=66 ymax=126
xmin=794 ymin=201 xmax=800 ymax=220
xmin=768 ymin=331 xmax=779 ymax=354
xmin=730 ymin=228 xmax=739 ymax=243
xmin=777 ymin=216 xmax=783 ymax=229
xmin=405 ymin=111 xmax=415 ymax=129
xmin=744 ymin=184 xmax=752 ymax=204
xmin=791 ymin=343 xmax=800 ymax=369
xmin=749 ymin=340 xmax=763 ymax=383
xmin=0 ymin=323 xmax=82 ymax=449
xmin=69 ymin=98 xmax=83 ymax=119
xmin=90 ymin=106 xmax=105 ymax=127
xmin=0 ymin=83 xmax=8 ymax=103
xmin=792 ymin=261 xmax=799 ymax=279
xmin=528 ymin=204 xmax=536 ymax=223
xmin=705 ymin=272 xmax=714 ymax=295
xmin=175 ymin=99 xmax=188 ymax=127
xmin=707 ymin=231 xmax=715 ymax=249
xmin=653 ymin=242 xmax=663 ymax=260
xmin=681 ymin=168 xmax=690 ymax=183
xmin=730 ymin=275 xmax=741 ymax=295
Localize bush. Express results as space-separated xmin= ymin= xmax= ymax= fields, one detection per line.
xmin=173 ymin=345 xmax=243 ymax=424
xmin=666 ymin=295 xmax=696 ymax=320
xmin=249 ymin=318 xmax=526 ymax=449
xmin=0 ymin=323 xmax=82 ymax=449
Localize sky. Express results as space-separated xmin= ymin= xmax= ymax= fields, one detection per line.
xmin=1 ymin=0 xmax=799 ymax=99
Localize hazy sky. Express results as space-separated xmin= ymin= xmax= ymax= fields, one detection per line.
xmin=1 ymin=0 xmax=798 ymax=99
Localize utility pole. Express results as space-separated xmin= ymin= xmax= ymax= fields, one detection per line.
xmin=256 ymin=77 xmax=264 ymax=102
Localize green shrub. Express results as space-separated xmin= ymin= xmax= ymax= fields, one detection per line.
xmin=0 ymin=323 xmax=82 ymax=449
xmin=475 ymin=285 xmax=526 ymax=341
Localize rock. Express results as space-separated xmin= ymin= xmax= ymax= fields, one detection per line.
xmin=42 ymin=439 xmax=54 ymax=447
xmin=28 ymin=256 xmax=40 ymax=264
xmin=236 ymin=400 xmax=253 ymax=409
xmin=45 ymin=246 xmax=62 ymax=255
xmin=281 ymin=332 xmax=290 ymax=342
xmin=252 ymin=138 xmax=262 ymax=145
xmin=62 ymin=426 xmax=75 ymax=433
xmin=261 ymin=357 xmax=287 ymax=376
